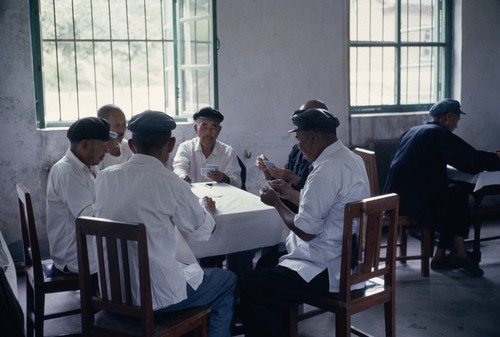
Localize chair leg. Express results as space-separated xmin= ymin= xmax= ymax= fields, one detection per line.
xmin=420 ymin=227 xmax=432 ymax=277
xmin=33 ymin=287 xmax=45 ymax=337
xmin=384 ymin=300 xmax=395 ymax=337
xmin=335 ymin=310 xmax=350 ymax=337
xmin=286 ymin=306 xmax=299 ymax=337
xmin=399 ymin=227 xmax=408 ymax=264
xmin=26 ymin=281 xmax=35 ymax=337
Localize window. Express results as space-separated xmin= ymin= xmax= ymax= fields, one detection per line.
xmin=30 ymin=0 xmax=217 ymax=128
xmin=349 ymin=0 xmax=451 ymax=114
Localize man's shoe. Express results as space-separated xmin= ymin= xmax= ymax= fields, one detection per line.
xmin=446 ymin=255 xmax=484 ymax=277
xmin=430 ymin=258 xmax=458 ymax=270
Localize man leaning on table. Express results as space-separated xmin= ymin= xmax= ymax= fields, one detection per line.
xmin=383 ymin=98 xmax=500 ymax=276
xmin=46 ymin=117 xmax=116 ymax=274
xmin=94 ymin=110 xmax=237 ymax=337
xmin=240 ymin=108 xmax=370 ymax=337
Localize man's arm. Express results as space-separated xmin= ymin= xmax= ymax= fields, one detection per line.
xmin=260 ymin=188 xmax=315 ymax=242
xmin=173 ymin=142 xmax=192 ymax=182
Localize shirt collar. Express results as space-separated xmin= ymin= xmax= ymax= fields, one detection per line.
xmin=65 ymin=148 xmax=90 ymax=171
xmin=129 ymin=153 xmax=167 ymax=168
xmin=193 ymin=138 xmax=219 ymax=157
xmin=312 ymin=140 xmax=343 ymax=168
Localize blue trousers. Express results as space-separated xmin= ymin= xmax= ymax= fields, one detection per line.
xmin=155 ymin=268 xmax=237 ymax=337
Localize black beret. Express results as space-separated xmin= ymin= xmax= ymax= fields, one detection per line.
xmin=193 ymin=107 xmax=224 ymax=122
xmin=67 ymin=117 xmax=117 ymax=142
xmin=128 ymin=110 xmax=177 ymax=134
xmin=429 ymin=99 xmax=466 ymax=117
xmin=288 ymin=108 xmax=340 ymax=133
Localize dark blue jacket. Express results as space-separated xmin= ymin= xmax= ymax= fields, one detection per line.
xmin=383 ymin=122 xmax=500 ymax=228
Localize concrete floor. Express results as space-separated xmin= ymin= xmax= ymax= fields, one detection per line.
xmin=16 ymin=220 xmax=500 ymax=337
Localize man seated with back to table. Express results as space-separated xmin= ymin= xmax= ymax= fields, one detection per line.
xmin=240 ymin=108 xmax=370 ymax=337
xmin=46 ymin=117 xmax=116 ymax=275
xmin=383 ymin=98 xmax=500 ymax=276
xmin=94 ymin=110 xmax=237 ymax=337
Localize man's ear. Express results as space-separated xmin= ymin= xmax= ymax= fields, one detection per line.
xmin=167 ymin=137 xmax=176 ymax=153
xmin=128 ymin=139 xmax=137 ymax=154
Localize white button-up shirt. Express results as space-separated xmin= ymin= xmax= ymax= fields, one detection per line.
xmin=46 ymin=149 xmax=98 ymax=273
xmin=94 ymin=154 xmax=215 ymax=310
xmin=173 ymin=138 xmax=242 ymax=188
xmin=98 ymin=138 xmax=133 ymax=169
xmin=279 ymin=140 xmax=370 ymax=293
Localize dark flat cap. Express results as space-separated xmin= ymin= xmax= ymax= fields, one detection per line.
xmin=429 ymin=99 xmax=466 ymax=116
xmin=193 ymin=107 xmax=224 ymax=122
xmin=128 ymin=110 xmax=177 ymax=134
xmin=67 ymin=117 xmax=117 ymax=142
xmin=288 ymin=108 xmax=340 ymax=133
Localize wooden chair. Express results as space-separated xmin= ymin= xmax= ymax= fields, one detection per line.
xmin=353 ymin=148 xmax=433 ymax=277
xmin=289 ymin=193 xmax=400 ymax=337
xmin=75 ymin=216 xmax=211 ymax=337
xmin=16 ymin=182 xmax=81 ymax=337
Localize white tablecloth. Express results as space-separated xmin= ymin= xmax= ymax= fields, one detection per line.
xmin=184 ymin=183 xmax=288 ymax=258
xmin=447 ymin=166 xmax=500 ymax=192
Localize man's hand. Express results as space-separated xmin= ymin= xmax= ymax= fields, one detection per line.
xmin=256 ymin=154 xmax=269 ymax=172
xmin=267 ymin=167 xmax=301 ymax=186
xmin=201 ymin=196 xmax=216 ymax=215
xmin=259 ymin=186 xmax=281 ymax=207
xmin=183 ymin=175 xmax=193 ymax=184
xmin=207 ymin=171 xmax=229 ymax=184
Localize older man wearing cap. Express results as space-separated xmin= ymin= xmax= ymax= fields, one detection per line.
xmin=46 ymin=117 xmax=116 ymax=274
xmin=240 ymin=108 xmax=370 ymax=337
xmin=383 ymin=98 xmax=500 ymax=276
xmin=94 ymin=110 xmax=237 ymax=337
xmin=173 ymin=106 xmax=242 ymax=188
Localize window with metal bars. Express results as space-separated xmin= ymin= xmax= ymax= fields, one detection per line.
xmin=30 ymin=0 xmax=217 ymax=128
xmin=350 ymin=0 xmax=451 ymax=114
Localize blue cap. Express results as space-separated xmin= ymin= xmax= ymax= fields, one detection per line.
xmin=288 ymin=108 xmax=340 ymax=133
xmin=193 ymin=107 xmax=224 ymax=122
xmin=67 ymin=117 xmax=117 ymax=142
xmin=429 ymin=99 xmax=466 ymax=117
xmin=128 ymin=110 xmax=177 ymax=134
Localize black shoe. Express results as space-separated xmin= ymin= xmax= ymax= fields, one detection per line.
xmin=446 ymin=255 xmax=484 ymax=277
xmin=430 ymin=258 xmax=457 ymax=270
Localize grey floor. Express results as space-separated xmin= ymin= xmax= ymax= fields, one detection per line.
xmin=16 ymin=220 xmax=500 ymax=337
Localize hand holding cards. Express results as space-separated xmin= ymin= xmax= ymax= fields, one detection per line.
xmin=263 ymin=160 xmax=276 ymax=169
xmin=201 ymin=164 xmax=219 ymax=177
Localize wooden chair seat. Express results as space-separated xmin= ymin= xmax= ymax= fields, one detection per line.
xmin=17 ymin=182 xmax=81 ymax=337
xmin=76 ymin=216 xmax=210 ymax=337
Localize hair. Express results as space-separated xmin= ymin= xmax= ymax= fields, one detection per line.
xmin=131 ymin=132 xmax=171 ymax=155
xmin=97 ymin=104 xmax=122 ymax=120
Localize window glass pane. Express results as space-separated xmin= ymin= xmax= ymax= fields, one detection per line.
xmin=92 ymin=0 xmax=111 ymax=40
xmin=75 ymin=42 xmax=97 ymax=114
xmin=350 ymin=0 xmax=396 ymax=42
xmin=350 ymin=47 xmax=396 ymax=106
xmin=127 ymin=0 xmax=147 ymax=40
xmin=145 ymin=0 xmax=164 ymax=40
xmin=73 ymin=0 xmax=92 ymax=40
xmin=401 ymin=0 xmax=440 ymax=43
xmin=400 ymin=46 xmax=442 ymax=104
xmin=180 ymin=19 xmax=211 ymax=66
xmin=110 ymin=0 xmax=129 ymax=40
xmin=180 ymin=0 xmax=210 ymax=18
xmin=54 ymin=2 xmax=74 ymax=40
xmin=40 ymin=0 xmax=55 ymax=40
xmin=180 ymin=68 xmax=212 ymax=115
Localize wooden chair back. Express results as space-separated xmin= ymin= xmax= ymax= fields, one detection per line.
xmin=354 ymin=147 xmax=380 ymax=197
xmin=76 ymin=216 xmax=210 ymax=337
xmin=289 ymin=193 xmax=399 ymax=337
xmin=16 ymin=182 xmax=80 ymax=337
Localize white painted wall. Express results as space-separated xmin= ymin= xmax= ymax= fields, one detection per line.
xmin=1 ymin=0 xmax=500 ymax=262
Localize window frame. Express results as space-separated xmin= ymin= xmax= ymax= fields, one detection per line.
xmin=30 ymin=0 xmax=218 ymax=128
xmin=349 ymin=0 xmax=452 ymax=115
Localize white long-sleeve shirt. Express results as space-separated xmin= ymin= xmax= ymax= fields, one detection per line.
xmin=94 ymin=154 xmax=215 ymax=310
xmin=46 ymin=149 xmax=98 ymax=273
xmin=173 ymin=138 xmax=242 ymax=188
